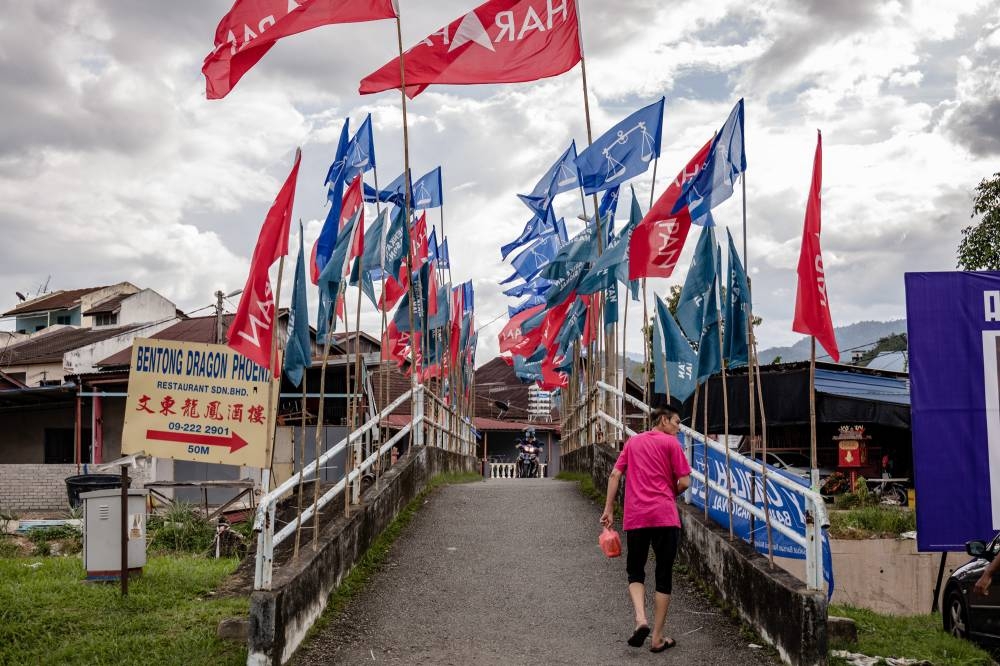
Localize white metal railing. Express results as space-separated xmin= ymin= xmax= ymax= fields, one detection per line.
xmin=252 ymin=383 xmax=476 ymax=590
xmin=489 ymin=462 xmax=547 ymax=479
xmin=580 ymin=381 xmax=829 ymax=592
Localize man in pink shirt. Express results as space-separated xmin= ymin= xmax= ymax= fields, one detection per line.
xmin=601 ymin=405 xmax=692 ymax=653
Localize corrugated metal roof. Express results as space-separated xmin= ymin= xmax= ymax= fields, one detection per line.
xmin=83 ymin=293 xmax=130 ymax=315
xmin=815 ymin=368 xmax=909 ymax=405
xmin=865 ymin=351 xmax=908 ymax=373
xmin=97 ymin=315 xmax=229 ymax=367
xmin=2 ymin=287 xmax=108 ymax=316
xmin=2 ymin=325 xmax=142 ymax=365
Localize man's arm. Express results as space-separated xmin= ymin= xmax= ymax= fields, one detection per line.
xmin=600 ymin=468 xmax=623 ymax=528
xmin=975 ymin=552 xmax=1000 ymax=595
xmin=676 ymin=475 xmax=691 ymax=495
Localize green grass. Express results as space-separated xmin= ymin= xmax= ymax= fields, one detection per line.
xmin=0 ymin=555 xmax=248 ymax=666
xmin=829 ymin=605 xmax=994 ymax=666
xmin=828 ymin=506 xmax=916 ymax=539
xmin=302 ymin=471 xmax=482 ymax=640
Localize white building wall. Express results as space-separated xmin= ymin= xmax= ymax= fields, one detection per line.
xmin=62 ymin=315 xmax=181 ymax=376
xmin=116 ymin=289 xmax=177 ymax=327
xmin=79 ymin=283 xmax=138 ymax=327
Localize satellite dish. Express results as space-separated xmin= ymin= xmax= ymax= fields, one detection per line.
xmin=15 ymin=292 xmax=26 ymax=302
xmin=494 ymin=400 xmax=509 ymax=418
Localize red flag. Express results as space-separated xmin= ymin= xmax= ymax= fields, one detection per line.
xmin=793 ymin=131 xmax=839 ymax=362
xmin=379 ymin=268 xmax=409 ymax=312
xmin=227 ymin=149 xmax=301 ymax=369
xmin=500 ymin=354 xmax=514 ymax=366
xmin=410 ymin=213 xmax=428 ymax=266
xmin=539 ymin=348 xmax=569 ymax=390
xmin=580 ymin=294 xmax=602 ymax=347
xmin=203 ymin=0 xmax=397 ymax=100
xmin=499 ymin=303 xmax=545 ymax=353
xmin=427 ymin=261 xmax=440 ymax=318
xmin=339 ymin=175 xmax=365 ymax=278
xmin=450 ymin=288 xmax=464 ymax=365
xmin=360 ymin=0 xmax=582 ymax=98
xmin=628 ymin=138 xmax=713 ymax=280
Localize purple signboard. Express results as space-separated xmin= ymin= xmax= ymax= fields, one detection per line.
xmin=906 ymin=271 xmax=1000 ymax=551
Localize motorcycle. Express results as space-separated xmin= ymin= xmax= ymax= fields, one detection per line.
xmin=516 ymin=440 xmax=543 ymax=478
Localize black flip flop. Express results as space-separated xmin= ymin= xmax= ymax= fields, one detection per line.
xmin=627 ymin=625 xmax=650 ymax=647
xmin=650 ymin=638 xmax=677 ymax=653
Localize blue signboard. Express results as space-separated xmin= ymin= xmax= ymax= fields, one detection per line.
xmin=905 ymin=271 xmax=1000 ymax=551
xmin=683 ymin=433 xmax=833 ymax=594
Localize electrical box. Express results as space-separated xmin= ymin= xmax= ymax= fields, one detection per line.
xmin=81 ymin=489 xmax=148 ymax=581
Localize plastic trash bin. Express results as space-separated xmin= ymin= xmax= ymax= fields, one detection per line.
xmin=65 ymin=474 xmax=131 ymax=509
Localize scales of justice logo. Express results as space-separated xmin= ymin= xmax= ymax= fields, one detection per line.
xmin=600 ymin=120 xmax=656 ymax=184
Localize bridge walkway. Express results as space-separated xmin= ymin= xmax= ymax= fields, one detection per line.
xmin=292 ymin=478 xmax=777 ymax=665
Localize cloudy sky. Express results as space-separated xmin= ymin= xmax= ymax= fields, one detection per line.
xmin=1 ymin=0 xmax=998 ymax=364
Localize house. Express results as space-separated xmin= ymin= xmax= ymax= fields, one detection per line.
xmin=3 ymin=282 xmax=176 ymax=334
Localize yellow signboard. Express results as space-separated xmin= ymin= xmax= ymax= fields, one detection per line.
xmin=121 ymin=338 xmax=278 ymax=468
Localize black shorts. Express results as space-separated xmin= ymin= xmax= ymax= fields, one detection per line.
xmin=625 ymin=526 xmax=680 ymax=594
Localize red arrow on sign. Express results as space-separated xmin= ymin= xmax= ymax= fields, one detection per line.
xmin=146 ymin=429 xmax=249 ymax=453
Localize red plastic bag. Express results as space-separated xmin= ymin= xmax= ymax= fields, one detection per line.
xmin=599 ymin=527 xmax=622 ymax=558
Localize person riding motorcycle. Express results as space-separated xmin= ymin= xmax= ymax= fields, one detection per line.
xmin=515 ymin=432 xmax=543 ymax=478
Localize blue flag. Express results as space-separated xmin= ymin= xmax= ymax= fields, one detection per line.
xmin=504 ymin=277 xmax=551 ymax=299
xmin=512 ymin=234 xmax=561 ymax=282
xmin=723 ymin=228 xmax=751 ymax=369
xmin=509 ymin=293 xmax=546 ymax=317
xmin=697 ymin=248 xmax=722 ymax=383
xmin=604 ymin=282 xmax=618 ymax=333
xmin=350 ymin=208 xmax=388 ymax=307
xmin=576 ymin=97 xmax=664 ymax=195
xmin=675 ymin=223 xmax=718 ymax=341
xmin=438 ymin=238 xmax=450 ymax=269
xmin=673 ymin=99 xmax=746 ymax=221
xmin=462 ymin=281 xmax=474 ymax=312
xmin=652 ymin=295 xmax=697 ymax=401
xmin=599 ymin=186 xmax=621 ymax=242
xmin=538 ymin=225 xmax=598 ymax=281
xmin=365 ymin=169 xmax=411 ymax=207
xmin=316 ymin=118 xmax=351 ymax=274
xmin=518 ymin=141 xmax=581 ymax=217
xmin=501 ymin=206 xmax=560 ymax=260
xmin=427 ymin=228 xmax=439 ymax=263
xmin=283 ymin=226 xmax=312 ymax=387
xmin=514 ymin=355 xmax=543 ymax=382
xmin=334 ymin=113 xmax=375 ymax=190
xmin=544 ymin=262 xmax=586 ymax=307
xmin=413 ymin=167 xmax=443 ymax=209
xmin=316 ymin=207 xmax=361 ymax=341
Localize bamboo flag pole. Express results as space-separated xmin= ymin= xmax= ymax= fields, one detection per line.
xmin=394 ymin=14 xmax=419 ymax=395
xmin=312 ymin=313 xmax=334 ymax=551
xmin=742 ymin=174 xmax=759 ymax=541
xmin=753 ymin=332 xmax=775 ymax=566
xmin=715 ymin=276 xmax=734 ymax=539
xmin=263 ymin=253 xmax=286 ymax=493
xmin=347 ymin=232 xmax=368 ymax=516
xmin=292 ymin=220 xmax=308 ymax=558
xmin=372 ymin=164 xmax=389 ymax=488
xmin=642 ymin=280 xmax=650 ymax=429
xmin=702 ymin=382 xmax=710 ymax=519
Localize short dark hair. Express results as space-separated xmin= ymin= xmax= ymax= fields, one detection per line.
xmin=650 ymin=405 xmax=680 ymax=425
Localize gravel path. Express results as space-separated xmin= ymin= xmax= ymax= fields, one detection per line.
xmin=293 ymin=478 xmax=778 ymax=665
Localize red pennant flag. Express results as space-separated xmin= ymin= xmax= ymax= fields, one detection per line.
xmin=628 ymin=138 xmax=713 ymax=280
xmin=499 ymin=303 xmax=545 ymax=353
xmin=500 ymin=354 xmax=514 ymax=366
xmin=539 ymin=348 xmax=569 ymax=390
xmin=450 ymin=288 xmax=464 ymax=366
xmin=203 ymin=0 xmax=397 ymax=100
xmin=339 ymin=175 xmax=365 ymax=278
xmin=427 ymin=261 xmax=440 ymax=318
xmin=581 ymin=294 xmax=601 ymax=347
xmin=227 ymin=149 xmax=301 ymax=369
xmin=793 ymin=131 xmax=839 ymax=362
xmin=360 ymin=0 xmax=582 ymax=98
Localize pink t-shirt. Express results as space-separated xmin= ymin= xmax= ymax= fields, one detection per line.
xmin=614 ymin=431 xmax=692 ymax=531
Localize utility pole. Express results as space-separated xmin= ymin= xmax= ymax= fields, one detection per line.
xmin=215 ymin=290 xmax=225 ymax=344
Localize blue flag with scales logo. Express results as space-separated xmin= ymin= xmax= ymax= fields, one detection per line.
xmin=576 ymin=97 xmax=664 ymax=195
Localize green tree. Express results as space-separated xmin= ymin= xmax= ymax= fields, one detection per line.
xmin=958 ymin=173 xmax=1000 ymax=270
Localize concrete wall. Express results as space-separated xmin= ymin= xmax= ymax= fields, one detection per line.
xmin=0 ymin=401 xmax=78 ymax=463
xmin=776 ymin=539 xmax=966 ymax=616
xmin=78 ymin=283 xmax=139 ymax=328
xmin=116 ymin=289 xmax=177 ymax=327
xmin=560 ymin=443 xmax=827 ymax=666
xmin=247 ymin=446 xmax=477 ymax=666
xmin=64 ymin=314 xmax=179 ymax=375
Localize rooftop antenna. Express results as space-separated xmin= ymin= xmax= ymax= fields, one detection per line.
xmin=36 ymin=275 xmax=50 ymax=297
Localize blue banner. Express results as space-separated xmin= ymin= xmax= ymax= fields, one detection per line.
xmin=518 ymin=141 xmax=581 ymax=217
xmin=413 ymin=166 xmax=443 ymax=209
xmin=906 ymin=271 xmax=1000 ymax=551
xmin=684 ymin=432 xmax=833 ymax=595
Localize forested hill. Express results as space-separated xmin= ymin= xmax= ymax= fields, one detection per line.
xmin=757 ymin=319 xmax=908 ymax=364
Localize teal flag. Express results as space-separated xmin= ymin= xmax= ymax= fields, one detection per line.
xmin=577 ymin=188 xmax=643 ymax=295
xmin=697 ymin=247 xmax=722 ymax=383
xmin=653 ymin=295 xmax=697 ymax=401
xmin=723 ymin=228 xmax=750 ymax=368
xmin=676 ymin=220 xmax=718 ymax=341
xmin=283 ymin=225 xmax=312 ymax=387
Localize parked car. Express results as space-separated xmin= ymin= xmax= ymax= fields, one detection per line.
xmin=943 ymin=534 xmax=1000 ymax=647
xmin=749 ymin=450 xmax=835 ymax=483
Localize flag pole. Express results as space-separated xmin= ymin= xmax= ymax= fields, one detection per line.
xmin=312 ymin=314 xmax=334 ymax=550
xmin=292 ymin=220 xmax=308 ymax=558
xmin=262 ymin=252 xmax=286 ymax=494
xmin=642 ymin=279 xmax=650 ymax=428
xmin=372 ymin=166 xmax=389 ymax=487
xmin=810 ymin=336 xmax=818 ymax=490
xmin=348 ymin=232 xmax=368 ymax=516
xmin=753 ymin=333 xmax=775 ymax=565
xmin=703 ymin=379 xmax=710 ymax=518
xmin=716 ymin=276 xmax=734 ymax=539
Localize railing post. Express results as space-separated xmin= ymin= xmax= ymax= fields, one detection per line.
xmin=806 ymin=499 xmax=823 ymax=591
xmin=414 ymin=385 xmax=425 ymax=447
xmin=254 ymin=501 xmax=275 ymax=591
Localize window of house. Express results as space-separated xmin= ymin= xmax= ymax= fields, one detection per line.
xmin=95 ymin=313 xmax=118 ymax=327
xmin=44 ymin=428 xmax=92 ymax=464
xmin=55 ymin=315 xmax=71 ymax=325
